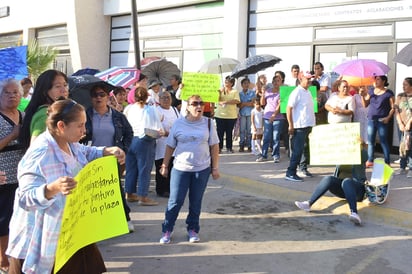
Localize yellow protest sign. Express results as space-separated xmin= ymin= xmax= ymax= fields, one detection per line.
xmin=181 ymin=72 xmax=221 ymax=102
xmin=54 ymin=156 xmax=128 ymax=273
xmin=309 ymin=123 xmax=361 ymax=165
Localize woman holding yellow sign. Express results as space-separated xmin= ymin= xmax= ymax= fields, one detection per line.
xmin=7 ymin=99 xmax=125 ymax=274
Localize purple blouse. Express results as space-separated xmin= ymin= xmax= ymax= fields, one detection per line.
xmin=367 ymin=88 xmax=394 ymax=120
xmin=263 ymin=89 xmax=284 ymax=120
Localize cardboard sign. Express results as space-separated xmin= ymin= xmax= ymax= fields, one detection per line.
xmin=309 ymin=123 xmax=361 ymax=165
xmin=54 ymin=156 xmax=128 ymax=273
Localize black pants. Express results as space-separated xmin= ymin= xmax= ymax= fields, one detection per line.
xmin=154 ymin=158 xmax=173 ymax=195
xmin=118 ymin=164 xmax=131 ymax=221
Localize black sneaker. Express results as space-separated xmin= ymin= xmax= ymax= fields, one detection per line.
xmin=298 ymin=170 xmax=313 ymax=178
xmin=284 ymin=174 xmax=304 ymax=182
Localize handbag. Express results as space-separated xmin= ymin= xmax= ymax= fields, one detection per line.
xmin=399 ymin=131 xmax=411 ymax=157
xmin=364 ymin=158 xmax=392 ymax=204
xmin=364 ymin=181 xmax=389 ymax=205
xmin=143 ymin=105 xmax=163 ymax=139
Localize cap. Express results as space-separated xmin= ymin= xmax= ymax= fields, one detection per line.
xmin=300 ymin=71 xmax=314 ymax=80
xmin=148 ymin=79 xmax=163 ymax=89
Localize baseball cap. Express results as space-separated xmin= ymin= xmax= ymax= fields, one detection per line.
xmin=299 ymin=71 xmax=314 ymax=80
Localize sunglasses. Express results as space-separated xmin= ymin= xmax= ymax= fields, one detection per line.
xmin=91 ymin=92 xmax=107 ymax=98
xmin=189 ymin=101 xmax=205 ymax=107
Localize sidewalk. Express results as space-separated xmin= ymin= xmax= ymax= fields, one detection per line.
xmin=217 ymin=147 xmax=412 ymax=230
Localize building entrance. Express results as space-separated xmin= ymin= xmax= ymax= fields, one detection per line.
xmin=315 ymin=43 xmax=397 ymax=150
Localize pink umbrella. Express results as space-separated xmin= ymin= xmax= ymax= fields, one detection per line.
xmin=141 ymin=56 xmax=161 ymax=67
xmin=95 ymin=66 xmax=140 ymax=88
xmin=332 ymin=59 xmax=390 ymax=78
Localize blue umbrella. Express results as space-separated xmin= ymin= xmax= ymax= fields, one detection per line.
xmin=0 ymin=45 xmax=28 ymax=80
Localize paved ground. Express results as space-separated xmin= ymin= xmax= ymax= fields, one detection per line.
xmin=216 ymin=147 xmax=412 ymax=230
xmin=97 ymin=146 xmax=412 ymax=274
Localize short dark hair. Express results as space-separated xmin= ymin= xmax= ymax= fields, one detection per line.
xmin=314 ymin=62 xmax=324 ymax=70
xmin=275 ymin=71 xmax=285 ymax=83
xmin=291 ymin=64 xmax=300 ymax=71
xmin=20 ymin=77 xmax=33 ymax=86
xmin=225 ymin=76 xmax=235 ymax=86
xmin=241 ymin=78 xmax=250 ymax=85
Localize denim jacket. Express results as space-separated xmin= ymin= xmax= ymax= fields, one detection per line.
xmin=83 ymin=106 xmax=133 ymax=153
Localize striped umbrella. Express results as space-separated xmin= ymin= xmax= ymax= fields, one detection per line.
xmin=95 ymin=67 xmax=140 ymax=88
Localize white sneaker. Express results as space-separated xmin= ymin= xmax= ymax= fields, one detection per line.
xmin=393 ymin=158 xmax=401 ymax=164
xmin=349 ymin=212 xmax=361 ymax=225
xmin=188 ymin=230 xmax=200 ymax=243
xmin=295 ymin=201 xmax=311 ymax=212
xmin=160 ymin=231 xmax=172 ymax=244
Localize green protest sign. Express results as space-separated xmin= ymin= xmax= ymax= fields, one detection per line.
xmin=279 ymin=86 xmax=318 ymax=113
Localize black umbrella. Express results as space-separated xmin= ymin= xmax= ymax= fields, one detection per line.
xmin=230 ymin=54 xmax=282 ymax=78
xmin=142 ymin=59 xmax=181 ymax=87
xmin=71 ymin=68 xmax=100 ymax=76
xmin=68 ymin=75 xmax=115 ymax=109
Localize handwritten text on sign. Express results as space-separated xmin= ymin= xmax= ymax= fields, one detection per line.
xmin=54 ymin=156 xmax=128 ymax=273
xmin=309 ymin=123 xmax=361 ymax=165
xmin=181 ymin=72 xmax=220 ymax=102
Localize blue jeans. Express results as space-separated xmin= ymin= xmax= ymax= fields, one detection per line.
xmin=162 ymin=167 xmax=210 ymax=233
xmin=287 ymin=127 xmax=311 ymax=176
xmin=262 ymin=119 xmax=284 ymax=159
xmin=239 ymin=115 xmax=251 ymax=148
xmin=309 ymin=176 xmax=365 ymax=213
xmin=125 ymin=136 xmax=156 ymax=196
xmin=367 ymin=119 xmax=390 ymax=164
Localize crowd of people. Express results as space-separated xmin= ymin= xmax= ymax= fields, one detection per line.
xmin=0 ymin=70 xmax=220 ymax=273
xmin=0 ymin=61 xmax=408 ymax=272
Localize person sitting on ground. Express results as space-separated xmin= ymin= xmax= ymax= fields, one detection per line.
xmin=295 ymin=149 xmax=367 ymax=225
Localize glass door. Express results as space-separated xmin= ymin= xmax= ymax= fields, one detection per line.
xmin=315 ymin=43 xmax=397 ymax=149
xmin=315 ymin=43 xmax=394 ymax=86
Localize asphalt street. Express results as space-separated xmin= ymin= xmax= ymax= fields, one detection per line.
xmin=98 ymin=147 xmax=412 ymax=274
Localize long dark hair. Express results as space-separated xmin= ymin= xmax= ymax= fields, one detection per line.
xmin=19 ymin=69 xmax=68 ymax=150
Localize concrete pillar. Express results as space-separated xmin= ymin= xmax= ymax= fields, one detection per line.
xmin=222 ymin=0 xmax=248 ymax=61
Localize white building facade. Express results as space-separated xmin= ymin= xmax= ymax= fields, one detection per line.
xmin=1 ymin=0 xmax=411 ymax=145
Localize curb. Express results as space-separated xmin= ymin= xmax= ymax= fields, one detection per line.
xmin=218 ymin=173 xmax=412 ymax=230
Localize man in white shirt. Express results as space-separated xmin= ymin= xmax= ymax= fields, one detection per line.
xmin=313 ymin=62 xmax=331 ymax=97
xmin=285 ymin=72 xmax=316 ymax=182
xmin=285 ymin=64 xmax=300 ymax=86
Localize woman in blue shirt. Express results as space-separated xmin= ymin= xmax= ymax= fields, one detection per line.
xmin=361 ymin=75 xmax=395 ymax=165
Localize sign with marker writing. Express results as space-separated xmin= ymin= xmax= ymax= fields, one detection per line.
xmin=309 ymin=123 xmax=361 ymax=165
xmin=181 ymin=72 xmax=220 ymax=103
xmin=54 ymin=156 xmax=128 ymax=273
